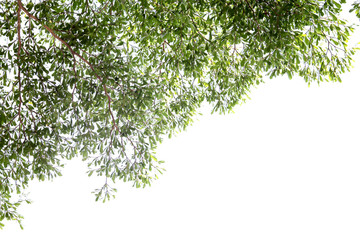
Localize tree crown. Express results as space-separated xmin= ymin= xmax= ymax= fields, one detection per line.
xmin=0 ymin=0 xmax=358 ymax=228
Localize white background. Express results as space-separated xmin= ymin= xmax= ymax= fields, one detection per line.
xmin=2 ymin=7 xmax=360 ymax=240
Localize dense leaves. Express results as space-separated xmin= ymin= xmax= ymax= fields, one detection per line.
xmin=0 ymin=0 xmax=358 ymax=228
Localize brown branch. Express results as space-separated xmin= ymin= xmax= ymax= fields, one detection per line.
xmin=189 ymin=16 xmax=211 ymax=43
xmin=97 ymin=0 xmax=110 ymax=15
xmin=2 ymin=114 xmax=19 ymax=129
xmin=17 ymin=0 xmax=121 ymax=135
xmin=244 ymin=0 xmax=261 ymax=33
xmin=18 ymin=1 xmax=99 ymax=82
xmin=17 ymin=1 xmax=23 ymax=133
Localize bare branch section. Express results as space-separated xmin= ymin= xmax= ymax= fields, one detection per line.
xmin=17 ymin=0 xmax=121 ymax=134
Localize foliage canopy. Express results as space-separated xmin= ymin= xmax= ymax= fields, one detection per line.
xmin=0 ymin=0 xmax=358 ymax=228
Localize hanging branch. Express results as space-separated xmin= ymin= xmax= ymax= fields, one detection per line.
xmin=17 ymin=0 xmax=121 ymax=134
xmin=17 ymin=1 xmax=23 ymax=133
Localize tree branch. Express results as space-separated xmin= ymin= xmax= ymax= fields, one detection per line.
xmin=17 ymin=0 xmax=121 ymax=135
xmin=17 ymin=1 xmax=23 ymax=133
xmin=244 ymin=0 xmax=261 ymax=33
